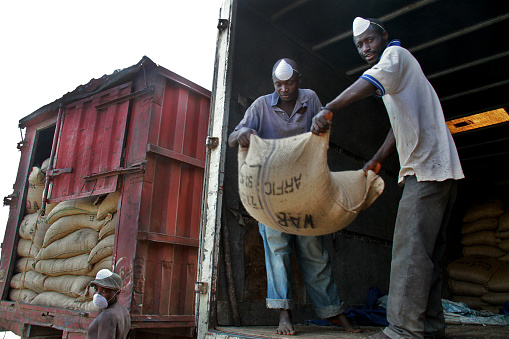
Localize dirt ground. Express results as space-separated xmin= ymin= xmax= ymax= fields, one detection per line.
xmin=214 ymin=324 xmax=509 ymax=338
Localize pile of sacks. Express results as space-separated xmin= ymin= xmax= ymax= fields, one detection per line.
xmin=447 ymin=198 xmax=509 ymax=312
xmin=10 ymin=187 xmax=119 ymax=312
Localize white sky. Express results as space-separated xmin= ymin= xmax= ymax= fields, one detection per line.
xmin=0 ymin=2 xmax=221 ymax=335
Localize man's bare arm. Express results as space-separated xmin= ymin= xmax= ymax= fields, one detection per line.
xmin=363 ymin=128 xmax=396 ymax=174
xmin=311 ymin=78 xmax=377 ymax=135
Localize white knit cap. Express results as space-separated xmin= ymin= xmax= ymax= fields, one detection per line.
xmin=273 ymin=59 xmax=294 ymax=81
xmin=353 ymin=17 xmax=371 ymax=36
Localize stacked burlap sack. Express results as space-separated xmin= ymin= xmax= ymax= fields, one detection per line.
xmin=9 ymin=191 xmax=119 ymax=312
xmin=447 ymin=198 xmax=509 ymax=312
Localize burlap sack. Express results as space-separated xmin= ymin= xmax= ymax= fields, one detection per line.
xmin=499 ymin=254 xmax=509 ymax=262
xmin=98 ymin=213 xmax=117 ymax=240
xmin=43 ymin=214 xmax=100 ymax=247
xmin=17 ymin=239 xmax=40 ymax=258
xmin=15 ymin=258 xmax=35 ymax=273
xmin=88 ymin=234 xmax=114 ymax=264
xmin=35 ymin=254 xmax=92 ymax=276
xmin=499 ymin=239 xmax=509 ymax=252
xmin=31 ymin=291 xmax=73 ymax=308
xmin=32 ymin=216 xmax=51 ymax=249
xmin=461 ymin=218 xmax=498 ymax=235
xmin=462 ymin=245 xmax=505 ymax=258
xmin=496 ymin=230 xmax=509 ymax=239
xmin=97 ymin=191 xmax=119 ymax=220
xmin=481 ymin=292 xmax=509 ymax=306
xmin=238 ymin=132 xmax=384 ymax=236
xmin=26 ymin=167 xmax=45 ymax=214
xmin=499 ymin=212 xmax=509 ymax=232
xmin=37 ymin=228 xmax=98 ymax=260
xmin=18 ymin=212 xmax=51 ymax=250
xmin=487 ymin=262 xmax=509 ymax=292
xmin=10 ymin=270 xmax=46 ymax=293
xmin=9 ymin=288 xmax=38 ymax=304
xmin=449 ymin=279 xmax=488 ymax=297
xmin=461 ymin=230 xmax=501 ymax=247
xmin=463 ymin=199 xmax=505 ymax=223
xmin=41 ymin=158 xmax=51 ymax=173
xmin=19 ymin=213 xmax=39 ymax=240
xmin=46 ymin=196 xmax=99 ymax=224
xmin=45 ymin=202 xmax=58 ymax=216
xmin=87 ymin=255 xmax=113 ymax=277
xmin=447 ymin=255 xmax=503 ymax=285
xmin=44 ymin=275 xmax=94 ymax=298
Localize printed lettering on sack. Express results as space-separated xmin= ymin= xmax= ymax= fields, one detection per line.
xmin=276 ymin=212 xmax=314 ymax=229
xmin=264 ymin=174 xmax=302 ymax=195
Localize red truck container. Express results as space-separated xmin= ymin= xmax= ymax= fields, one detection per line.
xmin=0 ymin=56 xmax=210 ymax=338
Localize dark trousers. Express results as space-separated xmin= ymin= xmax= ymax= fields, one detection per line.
xmin=384 ymin=176 xmax=457 ymax=339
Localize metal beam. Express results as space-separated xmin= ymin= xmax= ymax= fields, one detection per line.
xmin=440 ymin=79 xmax=509 ymax=102
xmin=312 ymin=0 xmax=438 ymax=51
xmin=427 ymin=50 xmax=509 ymax=79
xmin=346 ymin=12 xmax=509 ymax=76
xmin=271 ymin=0 xmax=313 ymax=21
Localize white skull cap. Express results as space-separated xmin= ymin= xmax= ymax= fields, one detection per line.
xmin=353 ymin=17 xmax=371 ymax=36
xmin=96 ymin=269 xmax=113 ymax=280
xmin=274 ymin=59 xmax=294 ymax=81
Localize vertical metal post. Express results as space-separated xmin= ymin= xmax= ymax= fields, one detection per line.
xmin=40 ymin=102 xmax=64 ymax=214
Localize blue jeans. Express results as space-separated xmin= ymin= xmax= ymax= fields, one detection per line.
xmin=384 ymin=176 xmax=457 ymax=339
xmin=259 ymin=223 xmax=345 ymax=319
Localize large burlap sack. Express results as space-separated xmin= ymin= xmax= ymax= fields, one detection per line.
xmin=41 ymin=158 xmax=51 ymax=173
xmin=447 ymin=255 xmax=503 ymax=285
xmin=462 ymin=246 xmax=505 ymax=258
xmin=15 ymin=258 xmax=35 ymax=273
xmin=499 ymin=212 xmax=509 ymax=232
xmin=238 ymin=132 xmax=384 ymax=235
xmin=499 ymin=239 xmax=509 ymax=252
xmin=19 ymin=212 xmax=50 ymax=248
xmin=461 ymin=218 xmax=498 ymax=235
xmin=487 ymin=262 xmax=509 ymax=292
xmin=46 ymin=196 xmax=99 ymax=224
xmin=96 ymin=191 xmax=119 ymax=220
xmin=19 ymin=213 xmax=39 ymax=240
xmin=17 ymin=239 xmax=40 ymax=258
xmin=463 ymin=199 xmax=505 ymax=223
xmin=481 ymin=292 xmax=509 ymax=306
xmin=10 ymin=270 xmax=46 ymax=293
xmin=31 ymin=291 xmax=96 ymax=311
xmin=44 ymin=275 xmax=94 ymax=298
xmin=32 ymin=216 xmax=51 ymax=249
xmin=9 ymin=288 xmax=38 ymax=304
xmin=43 ymin=214 xmax=100 ymax=247
xmin=37 ymin=228 xmax=98 ymax=260
xmin=45 ymin=202 xmax=58 ymax=216
xmin=461 ymin=230 xmax=501 ymax=247
xmin=87 ymin=255 xmax=113 ymax=277
xmin=98 ymin=213 xmax=117 ymax=240
xmin=26 ymin=167 xmax=45 ymax=214
xmin=88 ymin=234 xmax=114 ymax=264
xmin=35 ymin=254 xmax=92 ymax=276
xmin=449 ymin=279 xmax=488 ymax=297
xmin=496 ymin=230 xmax=509 ymax=239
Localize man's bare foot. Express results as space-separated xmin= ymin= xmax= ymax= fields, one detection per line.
xmin=276 ymin=309 xmax=296 ymax=335
xmin=327 ymin=313 xmax=362 ymax=333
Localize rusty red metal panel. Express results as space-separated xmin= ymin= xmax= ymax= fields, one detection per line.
xmin=49 ymin=83 xmax=132 ymax=203
xmin=131 ymin=76 xmax=210 ymax=317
